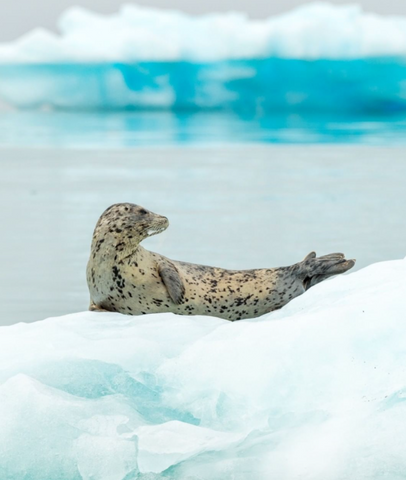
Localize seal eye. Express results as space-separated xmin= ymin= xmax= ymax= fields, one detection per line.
xmin=139 ymin=209 xmax=147 ymax=215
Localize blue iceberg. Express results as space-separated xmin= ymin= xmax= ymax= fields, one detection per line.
xmin=1 ymin=58 xmax=406 ymax=112
xmin=1 ymin=3 xmax=406 ymax=112
xmin=1 ymin=258 xmax=406 ymax=478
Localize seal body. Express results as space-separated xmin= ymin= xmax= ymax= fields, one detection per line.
xmin=87 ymin=203 xmax=355 ymax=321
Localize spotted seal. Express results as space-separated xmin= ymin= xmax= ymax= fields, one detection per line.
xmin=87 ymin=203 xmax=355 ymax=321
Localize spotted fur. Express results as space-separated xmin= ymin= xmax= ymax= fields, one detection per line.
xmin=87 ymin=203 xmax=355 ymax=321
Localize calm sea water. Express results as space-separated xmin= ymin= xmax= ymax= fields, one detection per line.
xmin=1 ymin=110 xmax=406 ymax=147
xmin=0 ymin=110 xmax=405 ymax=325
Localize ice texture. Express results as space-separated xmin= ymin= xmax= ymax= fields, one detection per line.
xmin=1 ymin=259 xmax=406 ymax=479
xmin=1 ymin=2 xmax=406 ymax=63
xmin=1 ymin=58 xmax=405 ymax=112
xmin=1 ymin=3 xmax=406 ymax=112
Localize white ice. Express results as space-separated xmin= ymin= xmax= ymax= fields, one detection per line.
xmin=1 ymin=2 xmax=406 ymax=63
xmin=133 ymin=421 xmax=246 ymax=473
xmin=1 ymin=258 xmax=406 ymax=479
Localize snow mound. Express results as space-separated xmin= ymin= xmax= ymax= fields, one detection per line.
xmin=1 ymin=259 xmax=406 ymax=479
xmin=1 ymin=2 xmax=406 ymax=63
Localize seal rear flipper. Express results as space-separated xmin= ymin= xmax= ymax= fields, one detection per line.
xmin=158 ymin=261 xmax=185 ymax=304
xmin=297 ymin=252 xmax=355 ymax=290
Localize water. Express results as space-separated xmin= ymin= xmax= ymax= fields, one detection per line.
xmin=1 ymin=137 xmax=405 ymax=325
xmin=1 ymin=110 xmax=406 ymax=147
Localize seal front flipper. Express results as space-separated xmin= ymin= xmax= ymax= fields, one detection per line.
xmin=89 ymin=301 xmax=110 ymax=313
xmin=158 ymin=261 xmax=185 ymax=304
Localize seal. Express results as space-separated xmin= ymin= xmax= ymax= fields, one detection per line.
xmin=87 ymin=203 xmax=355 ymax=321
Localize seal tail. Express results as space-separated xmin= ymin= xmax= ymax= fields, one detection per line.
xmin=296 ymin=251 xmax=355 ymax=290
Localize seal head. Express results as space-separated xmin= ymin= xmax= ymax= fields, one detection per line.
xmin=90 ymin=203 xmax=169 ymax=262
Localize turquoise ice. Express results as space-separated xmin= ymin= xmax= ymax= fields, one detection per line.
xmin=1 ymin=57 xmax=406 ymax=112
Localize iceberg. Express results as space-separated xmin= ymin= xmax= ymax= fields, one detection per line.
xmin=1 ymin=3 xmax=406 ymax=111
xmin=2 ymin=2 xmax=406 ymax=63
xmin=1 ymin=258 xmax=406 ymax=479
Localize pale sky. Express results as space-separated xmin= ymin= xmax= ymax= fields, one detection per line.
xmin=1 ymin=0 xmax=406 ymax=42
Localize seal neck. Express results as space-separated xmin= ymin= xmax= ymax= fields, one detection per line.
xmin=91 ymin=235 xmax=141 ymax=264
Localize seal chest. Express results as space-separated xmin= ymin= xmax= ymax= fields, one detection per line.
xmin=87 ymin=203 xmax=355 ymax=321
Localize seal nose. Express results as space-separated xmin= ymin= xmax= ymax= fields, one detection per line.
xmin=159 ymin=215 xmax=169 ymax=228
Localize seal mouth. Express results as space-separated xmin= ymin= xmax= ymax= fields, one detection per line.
xmin=146 ymin=216 xmax=169 ymax=237
xmin=147 ymin=226 xmax=167 ymax=236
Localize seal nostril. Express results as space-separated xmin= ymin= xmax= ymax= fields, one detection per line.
xmin=139 ymin=209 xmax=147 ymax=215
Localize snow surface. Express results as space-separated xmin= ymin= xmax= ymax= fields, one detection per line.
xmin=1 ymin=2 xmax=406 ymax=63
xmin=1 ymin=258 xmax=406 ymax=479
